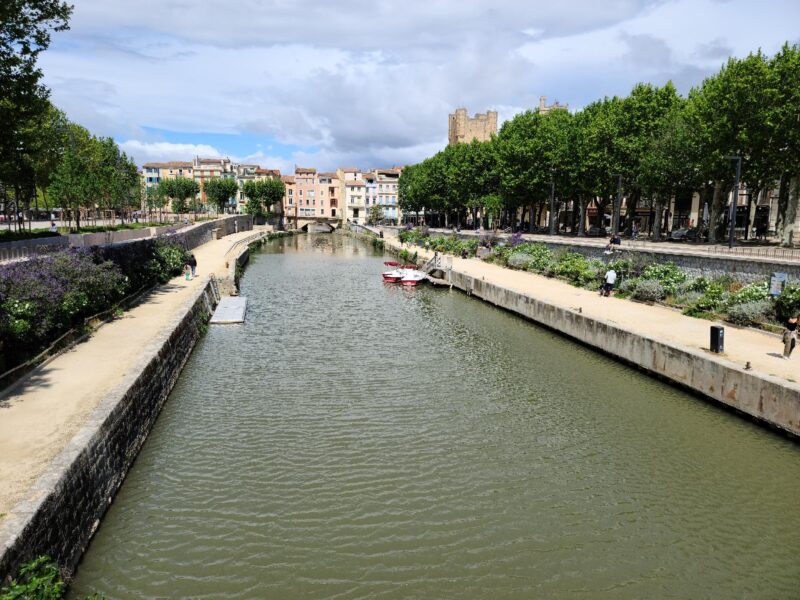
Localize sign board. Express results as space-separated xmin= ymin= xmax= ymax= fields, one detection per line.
xmin=770 ymin=272 xmax=788 ymax=297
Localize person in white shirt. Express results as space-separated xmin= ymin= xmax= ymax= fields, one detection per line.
xmin=601 ymin=268 xmax=617 ymax=297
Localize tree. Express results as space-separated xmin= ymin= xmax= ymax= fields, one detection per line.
xmin=367 ymin=204 xmax=384 ymax=225
xmin=0 ymin=0 xmax=72 ymax=226
xmin=242 ymin=178 xmax=285 ymax=219
xmin=203 ymin=177 xmax=238 ymax=214
xmin=770 ymin=44 xmax=800 ymax=246
xmin=47 ymin=146 xmax=92 ymax=230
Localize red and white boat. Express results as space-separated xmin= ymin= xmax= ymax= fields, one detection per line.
xmin=400 ymin=269 xmax=427 ymax=286
xmin=382 ymin=268 xmax=404 ymax=282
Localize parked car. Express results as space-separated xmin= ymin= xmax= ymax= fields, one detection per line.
xmin=669 ymin=226 xmax=707 ymax=242
xmin=586 ymin=226 xmax=610 ymax=237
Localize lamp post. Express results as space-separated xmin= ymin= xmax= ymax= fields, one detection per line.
xmin=611 ymin=173 xmax=622 ymax=235
xmin=549 ymin=169 xmax=557 ymax=235
xmin=723 ymin=155 xmax=741 ymax=249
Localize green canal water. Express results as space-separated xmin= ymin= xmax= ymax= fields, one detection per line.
xmin=70 ymin=234 xmax=800 ymax=599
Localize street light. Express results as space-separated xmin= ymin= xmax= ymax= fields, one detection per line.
xmin=723 ymin=155 xmax=741 ymax=249
xmin=549 ymin=168 xmax=557 ymax=235
xmin=611 ymin=173 xmax=623 ymax=235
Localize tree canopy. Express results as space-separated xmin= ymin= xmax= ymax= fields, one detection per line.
xmin=398 ymin=43 xmax=800 ymax=244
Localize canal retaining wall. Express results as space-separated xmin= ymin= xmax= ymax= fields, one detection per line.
xmin=448 ymin=270 xmax=800 ymax=437
xmin=0 ymin=278 xmax=221 ymax=583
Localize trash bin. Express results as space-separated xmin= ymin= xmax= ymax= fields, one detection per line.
xmin=710 ymin=325 xmax=724 ymax=353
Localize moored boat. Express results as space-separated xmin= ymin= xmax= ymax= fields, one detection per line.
xmin=382 ymin=269 xmax=404 ymax=282
xmin=400 ymin=269 xmax=427 ymax=286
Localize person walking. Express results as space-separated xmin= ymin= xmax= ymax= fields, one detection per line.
xmin=600 ymin=267 xmax=617 ymax=297
xmin=189 ymin=253 xmax=198 ymax=278
xmin=782 ymin=315 xmax=798 ymax=359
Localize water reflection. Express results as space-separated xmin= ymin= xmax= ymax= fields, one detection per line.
xmin=70 ymin=234 xmax=800 ymax=600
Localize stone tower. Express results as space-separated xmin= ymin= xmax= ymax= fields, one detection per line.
xmin=448 ymin=108 xmax=498 ymax=145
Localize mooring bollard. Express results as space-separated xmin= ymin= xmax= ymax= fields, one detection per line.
xmin=710 ymin=325 xmax=724 ymax=353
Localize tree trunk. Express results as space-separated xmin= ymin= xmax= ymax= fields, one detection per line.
xmin=775 ymin=173 xmax=790 ymax=238
xmin=707 ymin=181 xmax=727 ymax=244
xmin=624 ymin=190 xmax=639 ymax=236
xmin=652 ymin=194 xmax=663 ymax=241
xmin=780 ymin=174 xmax=800 ymax=247
xmin=577 ymin=196 xmax=587 ymax=236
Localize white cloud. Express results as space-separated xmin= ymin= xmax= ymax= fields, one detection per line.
xmin=40 ymin=0 xmax=800 ymax=170
xmin=118 ymin=141 xmax=223 ymax=164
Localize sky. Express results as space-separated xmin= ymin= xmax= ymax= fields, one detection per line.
xmin=39 ymin=0 xmax=800 ymax=174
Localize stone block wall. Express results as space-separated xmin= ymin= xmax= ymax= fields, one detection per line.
xmin=0 ymin=279 xmax=221 ymax=582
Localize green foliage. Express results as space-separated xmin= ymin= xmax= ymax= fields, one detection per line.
xmin=726 ymin=299 xmax=773 ymax=326
xmin=203 ymin=177 xmax=239 ymax=213
xmin=427 ymin=235 xmax=477 ymax=256
xmin=639 ymin=262 xmax=686 ymax=295
xmin=552 ymin=252 xmax=602 ymax=286
xmin=0 ymin=556 xmax=64 ymax=599
xmin=728 ymin=281 xmax=770 ymax=305
xmin=0 ymin=556 xmax=102 ymax=600
xmin=398 ymin=227 xmax=429 ymax=244
xmin=149 ymin=240 xmax=189 ymax=283
xmin=367 ymin=204 xmax=384 ymax=225
xmin=775 ymin=284 xmax=800 ymax=320
xmin=243 ymin=178 xmax=284 ymax=218
xmin=683 ymin=283 xmax=727 ymax=316
xmin=607 ymin=258 xmax=634 ymax=279
xmin=507 ymin=243 xmax=554 ymax=272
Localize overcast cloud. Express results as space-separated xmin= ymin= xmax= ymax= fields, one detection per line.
xmin=39 ymin=0 xmax=800 ymax=172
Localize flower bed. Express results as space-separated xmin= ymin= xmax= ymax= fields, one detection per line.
xmin=0 ymin=239 xmax=189 ymax=374
xmin=475 ymin=242 xmax=795 ymax=330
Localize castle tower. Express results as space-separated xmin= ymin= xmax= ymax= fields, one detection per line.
xmin=448 ymin=108 xmax=497 ymax=145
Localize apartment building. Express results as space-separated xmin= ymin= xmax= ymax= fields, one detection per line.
xmin=141 ymin=161 xmax=193 ymax=190
xmin=374 ymin=168 xmax=401 ymax=223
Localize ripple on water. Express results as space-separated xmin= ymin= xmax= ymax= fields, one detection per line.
xmin=70 ymin=235 xmax=800 ymax=599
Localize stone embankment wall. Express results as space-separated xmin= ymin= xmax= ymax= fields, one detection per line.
xmin=0 ymin=216 xmax=253 ymax=262
xmin=0 ymin=279 xmax=221 ymax=583
xmin=448 ymin=270 xmax=800 ymax=437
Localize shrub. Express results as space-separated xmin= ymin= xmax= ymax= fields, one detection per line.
xmin=506 ymin=244 xmax=553 ymax=272
xmin=674 ymin=290 xmax=703 ymax=307
xmin=728 ymin=281 xmax=770 ymax=306
xmin=616 ymin=277 xmax=640 ymax=297
xmin=632 ymin=279 xmax=665 ymax=302
xmin=607 ymin=258 xmax=633 ymax=280
xmin=398 ymin=227 xmax=429 ymax=244
xmin=640 ymin=262 xmax=686 ymax=295
xmin=553 ymin=252 xmax=599 ymax=286
xmin=726 ymin=299 xmax=773 ymax=326
xmin=0 ymin=250 xmax=128 ymax=362
xmin=775 ymin=284 xmax=800 ymax=321
xmin=683 ymin=283 xmax=727 ymax=316
xmin=0 ymin=555 xmax=101 ymax=599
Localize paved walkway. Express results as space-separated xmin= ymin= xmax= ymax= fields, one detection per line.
xmin=385 ymin=233 xmax=798 ymax=384
xmin=0 ymin=229 xmax=257 ymax=516
xmin=420 ymin=227 xmax=800 ymax=264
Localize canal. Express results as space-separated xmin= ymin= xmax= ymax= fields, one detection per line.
xmin=71 ymin=234 xmax=800 ymax=599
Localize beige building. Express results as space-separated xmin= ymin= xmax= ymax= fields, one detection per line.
xmin=538 ymin=96 xmax=568 ymax=115
xmin=448 ymin=108 xmax=497 ymax=145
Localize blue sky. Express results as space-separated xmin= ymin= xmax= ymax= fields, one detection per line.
xmin=39 ymin=0 xmax=800 ymax=173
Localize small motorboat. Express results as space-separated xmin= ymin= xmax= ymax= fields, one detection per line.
xmin=400 ymin=269 xmax=427 ymax=286
xmin=382 ymin=268 xmax=404 ymax=282
xmin=384 ymin=261 xmax=401 ymax=267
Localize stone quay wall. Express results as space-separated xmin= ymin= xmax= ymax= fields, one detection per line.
xmin=0 ymin=278 xmax=221 ymax=583
xmin=0 ymin=216 xmax=253 ymax=263
xmin=448 ymin=270 xmax=800 ymax=437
